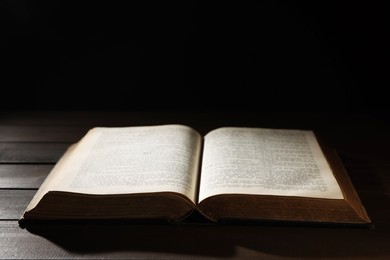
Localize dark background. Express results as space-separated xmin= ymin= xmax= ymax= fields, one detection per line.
xmin=1 ymin=1 xmax=388 ymax=113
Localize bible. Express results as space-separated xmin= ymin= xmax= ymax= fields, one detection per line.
xmin=20 ymin=125 xmax=371 ymax=226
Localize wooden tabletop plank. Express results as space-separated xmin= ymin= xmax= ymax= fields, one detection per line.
xmin=1 ymin=220 xmax=389 ymax=259
xmin=0 ymin=190 xmax=36 ymax=220
xmin=0 ymin=143 xmax=69 ymax=163
xmin=0 ymin=165 xmax=52 ymax=189
xmin=1 ymin=221 xmax=236 ymax=259
xmin=0 ymin=221 xmax=72 ymax=259
xmin=0 ymin=126 xmax=90 ymax=142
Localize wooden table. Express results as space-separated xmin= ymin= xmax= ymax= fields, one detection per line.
xmin=1 ymin=110 xmax=389 ymax=259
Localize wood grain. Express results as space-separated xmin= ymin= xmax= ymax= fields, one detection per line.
xmin=2 ymin=220 xmax=390 ymax=259
xmin=0 ymin=143 xmax=69 ymax=163
xmin=0 ymin=190 xmax=36 ymax=220
xmin=0 ymin=126 xmax=89 ymax=142
xmin=0 ymin=165 xmax=52 ymax=189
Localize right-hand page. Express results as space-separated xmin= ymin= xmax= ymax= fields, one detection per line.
xmin=198 ymin=127 xmax=344 ymax=203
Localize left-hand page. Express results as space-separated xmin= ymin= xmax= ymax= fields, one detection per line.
xmin=25 ymin=125 xmax=203 ymax=212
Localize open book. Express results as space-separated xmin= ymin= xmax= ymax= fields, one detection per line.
xmin=20 ymin=125 xmax=371 ymax=226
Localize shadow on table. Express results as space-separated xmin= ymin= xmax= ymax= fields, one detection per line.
xmin=24 ymin=221 xmax=235 ymax=257
xmin=23 ymin=219 xmax=389 ymax=258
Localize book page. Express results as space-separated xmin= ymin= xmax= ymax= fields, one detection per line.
xmin=31 ymin=125 xmax=202 ymax=208
xmin=198 ymin=127 xmax=344 ymax=202
xmin=25 ymin=143 xmax=79 ymax=211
